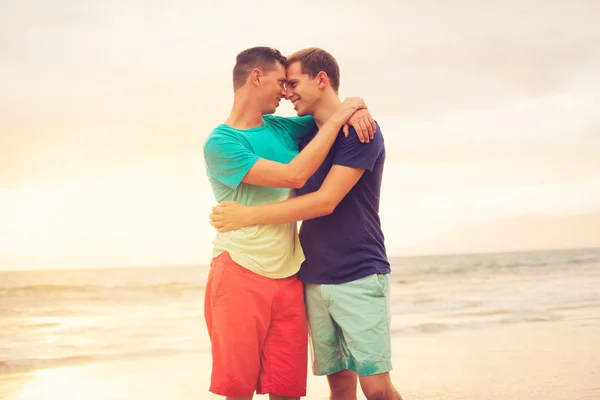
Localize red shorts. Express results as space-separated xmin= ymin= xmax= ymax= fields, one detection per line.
xmin=204 ymin=252 xmax=308 ymax=397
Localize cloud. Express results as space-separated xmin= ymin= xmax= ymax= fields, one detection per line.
xmin=1 ymin=0 xmax=600 ymax=266
xmin=378 ymin=85 xmax=600 ymax=160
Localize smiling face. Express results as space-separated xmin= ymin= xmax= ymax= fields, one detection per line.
xmin=231 ymin=47 xmax=288 ymax=115
xmin=257 ymin=61 xmax=287 ymax=115
xmin=285 ymin=61 xmax=323 ymax=117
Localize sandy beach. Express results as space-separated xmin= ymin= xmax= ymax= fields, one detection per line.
xmin=2 ymin=249 xmax=599 ymax=400
xmin=2 ymin=306 xmax=598 ymax=400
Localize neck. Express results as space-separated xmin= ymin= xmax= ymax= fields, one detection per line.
xmin=312 ymin=90 xmax=342 ymax=129
xmin=224 ymin=88 xmax=264 ymax=129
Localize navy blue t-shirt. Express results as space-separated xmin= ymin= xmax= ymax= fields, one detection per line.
xmin=296 ymin=123 xmax=391 ymax=284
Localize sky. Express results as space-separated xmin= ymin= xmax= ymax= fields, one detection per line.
xmin=1 ymin=0 xmax=600 ymax=270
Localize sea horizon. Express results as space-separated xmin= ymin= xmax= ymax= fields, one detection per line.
xmin=2 ymin=245 xmax=599 ymax=274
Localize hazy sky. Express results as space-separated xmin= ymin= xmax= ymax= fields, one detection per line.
xmin=1 ymin=0 xmax=599 ymax=270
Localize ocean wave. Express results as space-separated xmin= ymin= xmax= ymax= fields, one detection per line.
xmin=0 ymin=281 xmax=205 ymax=298
xmin=0 ymin=349 xmax=191 ymax=376
xmin=390 ymin=248 xmax=600 ymax=276
xmin=391 ymin=310 xmax=562 ymax=336
xmin=0 ymin=355 xmax=94 ymax=375
xmin=5 ymin=322 xmax=62 ymax=331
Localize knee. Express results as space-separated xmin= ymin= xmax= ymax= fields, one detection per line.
xmin=330 ymin=385 xmax=354 ymax=397
xmin=328 ymin=370 xmax=357 ymax=397
xmin=363 ymin=387 xmax=387 ymax=400
xmin=361 ymin=379 xmax=392 ymax=400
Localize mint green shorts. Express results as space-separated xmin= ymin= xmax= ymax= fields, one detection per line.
xmin=304 ymin=273 xmax=392 ymax=376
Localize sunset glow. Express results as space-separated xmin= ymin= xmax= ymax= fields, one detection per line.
xmin=1 ymin=0 xmax=599 ymax=270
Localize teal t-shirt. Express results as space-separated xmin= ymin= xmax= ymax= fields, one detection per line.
xmin=203 ymin=114 xmax=316 ymax=278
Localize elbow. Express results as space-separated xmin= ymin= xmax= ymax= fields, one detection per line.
xmin=318 ymin=198 xmax=337 ymax=217
xmin=321 ymin=205 xmax=335 ymax=217
xmin=309 ymin=191 xmax=339 ymax=217
xmin=286 ymin=173 xmax=307 ymax=189
xmin=289 ymin=178 xmax=307 ymax=189
xmin=283 ymin=165 xmax=309 ymax=189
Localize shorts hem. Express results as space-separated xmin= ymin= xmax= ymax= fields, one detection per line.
xmin=313 ymin=360 xmax=349 ymax=376
xmin=209 ymin=384 xmax=254 ymax=397
xmin=257 ymin=385 xmax=306 ymax=397
xmin=351 ymin=360 xmax=393 ymax=377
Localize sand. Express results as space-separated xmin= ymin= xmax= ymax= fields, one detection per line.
xmin=2 ymin=304 xmax=598 ymax=400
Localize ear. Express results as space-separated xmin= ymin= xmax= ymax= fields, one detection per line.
xmin=250 ymin=68 xmax=262 ymax=87
xmin=316 ymin=71 xmax=328 ymax=90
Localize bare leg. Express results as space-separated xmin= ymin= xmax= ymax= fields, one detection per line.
xmin=226 ymin=396 xmax=253 ymax=400
xmin=359 ymin=372 xmax=403 ymax=400
xmin=327 ymin=369 xmax=358 ymax=400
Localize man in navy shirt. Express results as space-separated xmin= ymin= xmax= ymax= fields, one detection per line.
xmin=210 ymin=48 xmax=403 ymax=400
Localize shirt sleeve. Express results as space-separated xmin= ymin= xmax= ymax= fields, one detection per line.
xmin=203 ymin=132 xmax=260 ymax=190
xmin=268 ymin=115 xmax=317 ymax=143
xmin=332 ymin=123 xmax=384 ymax=172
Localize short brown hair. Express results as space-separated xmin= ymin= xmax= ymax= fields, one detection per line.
xmin=286 ymin=48 xmax=340 ymax=93
xmin=232 ymin=47 xmax=287 ymax=91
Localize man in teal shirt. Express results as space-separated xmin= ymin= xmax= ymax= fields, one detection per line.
xmin=203 ymin=47 xmax=374 ymax=400
xmin=209 ymin=48 xmax=403 ymax=400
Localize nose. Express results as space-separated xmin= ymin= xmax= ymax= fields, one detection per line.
xmin=284 ymin=87 xmax=293 ymax=100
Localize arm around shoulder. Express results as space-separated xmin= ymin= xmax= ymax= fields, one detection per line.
xmin=242 ymin=115 xmax=348 ymax=188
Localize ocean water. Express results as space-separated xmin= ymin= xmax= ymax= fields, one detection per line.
xmin=1 ymin=247 xmax=599 ymax=390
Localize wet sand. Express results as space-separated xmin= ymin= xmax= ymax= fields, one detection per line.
xmin=3 ymin=304 xmax=598 ymax=400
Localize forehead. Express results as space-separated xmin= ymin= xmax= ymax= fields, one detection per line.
xmin=267 ymin=62 xmax=286 ymax=79
xmin=286 ymin=61 xmax=308 ymax=80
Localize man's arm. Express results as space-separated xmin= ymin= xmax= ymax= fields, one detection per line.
xmin=210 ymin=122 xmax=384 ymax=231
xmin=247 ymin=165 xmax=363 ymax=223
xmin=210 ymin=165 xmax=364 ymax=231
xmin=283 ymin=111 xmax=376 ymax=144
xmin=241 ymin=97 xmax=366 ymax=189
